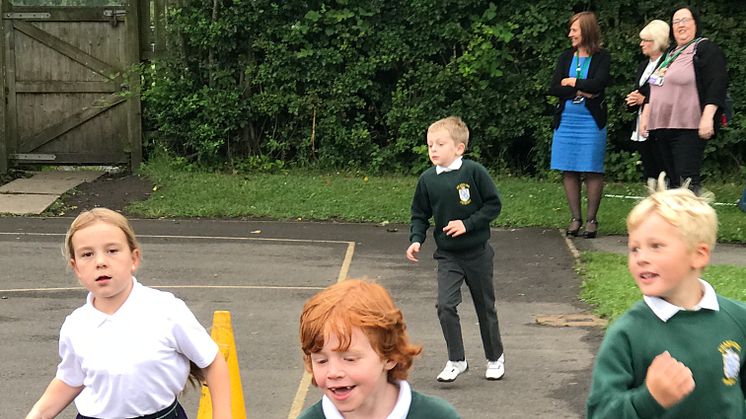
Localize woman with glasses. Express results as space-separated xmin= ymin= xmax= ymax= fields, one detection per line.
xmin=548 ymin=11 xmax=610 ymax=238
xmin=640 ymin=5 xmax=728 ymax=193
xmin=625 ymin=20 xmax=669 ymax=183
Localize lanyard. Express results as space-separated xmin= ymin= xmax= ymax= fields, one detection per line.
xmin=658 ymin=37 xmax=699 ymax=72
xmin=574 ymin=52 xmax=592 ymax=79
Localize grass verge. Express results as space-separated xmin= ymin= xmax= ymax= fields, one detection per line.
xmin=123 ymin=156 xmax=746 ymax=322
xmin=129 ymin=154 xmax=746 ymax=242
xmin=580 ymin=251 xmax=746 ymax=323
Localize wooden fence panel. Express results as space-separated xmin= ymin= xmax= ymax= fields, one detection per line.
xmin=12 ymin=19 xmax=128 ymax=157
xmin=1 ymin=1 xmax=141 ymax=170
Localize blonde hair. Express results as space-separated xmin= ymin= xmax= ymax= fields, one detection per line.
xmin=640 ymin=19 xmax=670 ymax=53
xmin=627 ymin=174 xmax=717 ymax=250
xmin=64 ymin=208 xmax=140 ymax=261
xmin=427 ymin=116 xmax=469 ymax=148
xmin=299 ymin=279 xmax=423 ymax=385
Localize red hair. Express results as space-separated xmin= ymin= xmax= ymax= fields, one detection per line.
xmin=299 ymin=279 xmax=422 ymax=384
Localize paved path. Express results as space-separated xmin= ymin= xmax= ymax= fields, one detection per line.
xmin=0 ymin=217 xmax=599 ymax=419
xmin=0 ymin=170 xmax=104 ymax=215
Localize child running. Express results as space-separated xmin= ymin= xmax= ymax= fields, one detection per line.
xmin=586 ymin=176 xmax=746 ymax=418
xmin=26 ymin=208 xmax=231 ymax=419
xmin=406 ymin=116 xmax=505 ymax=382
xmin=298 ymin=279 xmax=460 ymax=418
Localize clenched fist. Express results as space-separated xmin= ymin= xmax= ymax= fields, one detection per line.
xmin=645 ymin=351 xmax=695 ymax=408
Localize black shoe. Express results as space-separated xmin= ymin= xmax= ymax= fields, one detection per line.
xmin=565 ymin=217 xmax=582 ymax=237
xmin=584 ymin=219 xmax=598 ymax=239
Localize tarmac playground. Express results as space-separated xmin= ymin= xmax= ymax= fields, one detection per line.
xmin=0 ymin=216 xmax=600 ymax=419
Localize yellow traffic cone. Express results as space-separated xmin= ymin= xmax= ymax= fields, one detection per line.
xmin=197 ymin=311 xmax=247 ymax=419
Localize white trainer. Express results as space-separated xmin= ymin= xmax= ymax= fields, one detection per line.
xmin=485 ymin=354 xmax=505 ymax=380
xmin=436 ymin=360 xmax=468 ymax=382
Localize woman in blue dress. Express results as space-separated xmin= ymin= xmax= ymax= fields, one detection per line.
xmin=548 ymin=11 xmax=610 ymax=238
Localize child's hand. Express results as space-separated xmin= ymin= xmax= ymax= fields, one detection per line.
xmin=406 ymin=242 xmax=421 ymax=262
xmin=645 ymin=351 xmax=695 ymax=408
xmin=443 ymin=220 xmax=466 ymax=237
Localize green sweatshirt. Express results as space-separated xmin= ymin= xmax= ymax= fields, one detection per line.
xmin=409 ymin=159 xmax=501 ymax=252
xmin=586 ymin=296 xmax=746 ymax=419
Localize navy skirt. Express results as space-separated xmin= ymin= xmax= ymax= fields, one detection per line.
xmin=76 ymin=399 xmax=187 ymax=419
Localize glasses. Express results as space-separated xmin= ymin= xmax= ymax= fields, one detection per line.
xmin=672 ymin=17 xmax=692 ymax=26
xmin=641 ymin=39 xmax=654 ymax=43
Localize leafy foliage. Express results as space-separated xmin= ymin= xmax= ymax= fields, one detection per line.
xmin=9 ymin=0 xmax=124 ymax=4
xmin=142 ymin=0 xmax=746 ymax=179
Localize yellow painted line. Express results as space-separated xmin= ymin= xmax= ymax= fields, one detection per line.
xmin=0 ymin=284 xmax=327 ymax=293
xmin=287 ymin=371 xmax=313 ymax=419
xmin=287 ymin=241 xmax=355 ymax=419
xmin=0 ymin=231 xmax=351 ymax=245
xmin=335 ymin=241 xmax=355 ymax=284
xmin=0 ymin=287 xmax=83 ymax=293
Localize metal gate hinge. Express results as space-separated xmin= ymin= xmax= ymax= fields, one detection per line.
xmin=10 ymin=153 xmax=57 ymax=161
xmin=4 ymin=12 xmax=51 ymax=19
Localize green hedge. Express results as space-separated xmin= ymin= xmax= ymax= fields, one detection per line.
xmin=142 ymin=0 xmax=746 ymax=180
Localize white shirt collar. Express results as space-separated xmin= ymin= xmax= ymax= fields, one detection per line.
xmin=643 ymin=279 xmax=719 ymax=322
xmin=321 ymin=380 xmax=412 ymax=419
xmin=84 ymin=276 xmax=140 ymax=326
xmin=435 ymin=157 xmax=463 ymax=174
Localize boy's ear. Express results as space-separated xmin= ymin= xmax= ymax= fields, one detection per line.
xmin=691 ymin=243 xmax=711 ymax=270
xmin=456 ymin=142 xmax=466 ymax=155
xmin=384 ymin=359 xmax=397 ymax=371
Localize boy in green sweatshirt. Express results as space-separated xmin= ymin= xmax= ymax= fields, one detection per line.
xmin=406 ymin=116 xmax=505 ymax=382
xmin=586 ymin=175 xmax=746 ymax=418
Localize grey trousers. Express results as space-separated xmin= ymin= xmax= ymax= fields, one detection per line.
xmin=434 ymin=242 xmax=504 ymax=362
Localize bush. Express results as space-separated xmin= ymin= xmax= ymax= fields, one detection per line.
xmin=142 ymin=0 xmax=746 ymax=180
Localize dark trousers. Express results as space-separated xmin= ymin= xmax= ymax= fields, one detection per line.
xmin=434 ymin=242 xmax=503 ymax=362
xmin=650 ymin=129 xmax=706 ymax=192
xmin=634 ymin=138 xmax=662 ymax=181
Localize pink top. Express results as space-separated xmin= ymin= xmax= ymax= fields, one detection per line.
xmin=648 ymin=42 xmax=701 ymax=130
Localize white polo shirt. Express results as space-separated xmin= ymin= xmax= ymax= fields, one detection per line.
xmin=56 ymin=278 xmax=218 ymax=418
xmin=643 ymin=278 xmax=720 ymax=322
xmin=321 ymin=380 xmax=413 ymax=419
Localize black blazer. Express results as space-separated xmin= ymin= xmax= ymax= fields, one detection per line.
xmin=548 ymin=48 xmax=611 ymax=129
xmin=692 ymin=39 xmax=728 ymax=131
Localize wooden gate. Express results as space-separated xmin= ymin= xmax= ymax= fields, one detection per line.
xmin=0 ymin=0 xmax=141 ymax=173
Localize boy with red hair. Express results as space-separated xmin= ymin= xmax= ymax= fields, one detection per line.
xmin=298 ymin=279 xmax=460 ymax=418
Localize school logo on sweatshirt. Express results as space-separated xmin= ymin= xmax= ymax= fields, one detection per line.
xmin=457 ymin=183 xmax=471 ymax=205
xmin=719 ymin=340 xmax=741 ymax=386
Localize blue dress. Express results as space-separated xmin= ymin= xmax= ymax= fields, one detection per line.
xmin=550 ymin=55 xmax=607 ymax=173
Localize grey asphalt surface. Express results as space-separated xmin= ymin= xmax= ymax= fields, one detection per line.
xmin=1 ymin=217 xmax=601 ymax=418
